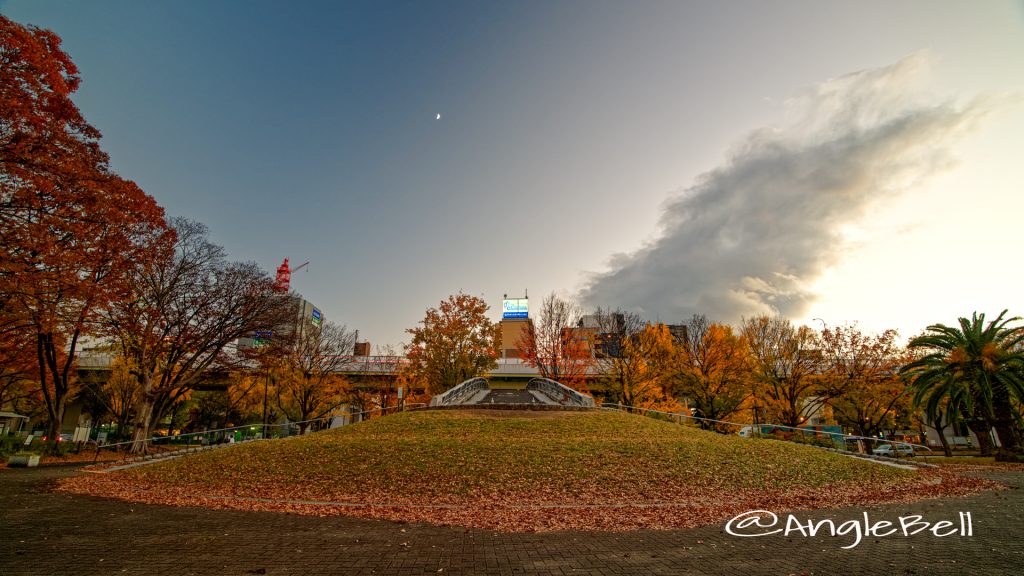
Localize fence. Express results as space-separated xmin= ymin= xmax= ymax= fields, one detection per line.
xmin=92 ymin=403 xmax=426 ymax=463
xmin=527 ymin=378 xmax=595 ymax=408
xmin=599 ymin=403 xmax=931 ymax=458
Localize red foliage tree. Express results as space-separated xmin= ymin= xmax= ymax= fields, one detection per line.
xmin=1 ymin=16 xmax=170 ymax=439
xmin=819 ymin=325 xmax=911 ymax=438
xmin=515 ymin=293 xmax=593 ymax=389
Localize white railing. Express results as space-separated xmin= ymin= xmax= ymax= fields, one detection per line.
xmin=527 ymin=378 xmax=595 ymax=408
xmin=429 ymin=378 xmax=489 ymax=407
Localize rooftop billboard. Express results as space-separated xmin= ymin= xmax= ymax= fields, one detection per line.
xmin=502 ymin=298 xmax=528 ymax=319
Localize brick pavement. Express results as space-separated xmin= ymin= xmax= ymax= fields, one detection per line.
xmin=1 ymin=465 xmax=1021 ymax=575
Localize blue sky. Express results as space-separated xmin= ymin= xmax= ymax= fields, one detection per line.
xmin=3 ymin=1 xmax=1023 ymax=348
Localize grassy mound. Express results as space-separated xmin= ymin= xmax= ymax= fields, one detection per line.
xmin=58 ymin=409 xmax=998 ymax=531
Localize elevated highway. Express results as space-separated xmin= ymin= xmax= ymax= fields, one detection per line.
xmin=75 ymin=352 xmax=593 ymax=391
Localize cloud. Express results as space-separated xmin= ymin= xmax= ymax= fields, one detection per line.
xmin=580 ymin=53 xmax=995 ymax=323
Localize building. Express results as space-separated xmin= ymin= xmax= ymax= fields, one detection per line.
xmin=577 ymin=313 xmax=627 ymax=358
xmin=499 ymin=318 xmax=529 ymax=359
xmin=498 ymin=294 xmax=530 ymax=360
xmin=237 ymin=294 xmax=325 ymax=351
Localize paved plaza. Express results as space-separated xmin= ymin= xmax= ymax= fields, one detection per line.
xmin=1 ymin=464 xmax=1022 ymax=575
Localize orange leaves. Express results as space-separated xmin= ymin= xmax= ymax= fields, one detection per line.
xmin=272 ymin=321 xmax=357 ymax=426
xmin=599 ymin=322 xmax=679 ymax=409
xmin=2 ymin=16 xmax=170 ymax=439
xmin=671 ymin=316 xmax=751 ymax=425
xmin=741 ymin=316 xmax=824 ymax=427
xmin=816 ymin=325 xmax=911 ymax=438
xmin=406 ymin=294 xmax=500 ymax=395
xmin=55 ymin=410 xmax=1005 ymax=532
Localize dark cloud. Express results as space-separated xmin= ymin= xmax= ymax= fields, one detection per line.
xmin=580 ymin=54 xmax=992 ymax=323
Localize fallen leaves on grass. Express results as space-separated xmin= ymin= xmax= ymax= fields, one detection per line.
xmin=55 ymin=411 xmax=1006 ymax=532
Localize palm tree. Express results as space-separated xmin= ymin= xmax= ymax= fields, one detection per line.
xmin=901 ymin=311 xmax=1024 ymax=461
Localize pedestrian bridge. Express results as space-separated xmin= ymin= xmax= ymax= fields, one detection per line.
xmin=429 ymin=377 xmax=595 ymax=408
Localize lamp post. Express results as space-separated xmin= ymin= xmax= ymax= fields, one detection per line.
xmin=262 ymin=367 xmax=270 ymax=439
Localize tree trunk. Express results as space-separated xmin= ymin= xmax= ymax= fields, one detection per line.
xmin=927 ymin=411 xmax=954 ymax=457
xmin=116 ymin=414 xmax=129 ymax=442
xmin=168 ymin=403 xmax=180 ymax=437
xmin=991 ymin=385 xmax=1022 ymax=461
xmin=130 ymin=398 xmax=155 ymax=454
xmin=991 ymin=413 xmax=1022 ymax=461
xmin=935 ymin=424 xmax=953 ymax=457
xmin=992 ymin=421 xmax=1020 ymax=462
xmin=45 ymin=393 xmax=65 ymax=443
xmin=966 ymin=419 xmax=994 ymax=456
xmin=38 ymin=333 xmax=67 ymax=445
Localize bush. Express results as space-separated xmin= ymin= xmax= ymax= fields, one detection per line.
xmin=0 ymin=435 xmax=25 ymax=459
xmin=41 ymin=439 xmax=73 ymax=457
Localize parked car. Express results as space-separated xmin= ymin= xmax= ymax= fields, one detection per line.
xmin=872 ymin=443 xmax=914 ymax=457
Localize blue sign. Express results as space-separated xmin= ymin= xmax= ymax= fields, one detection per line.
xmin=502 ymin=298 xmax=528 ymax=319
xmin=253 ymin=330 xmax=272 ymax=347
xmin=311 ymin=308 xmax=322 ymax=326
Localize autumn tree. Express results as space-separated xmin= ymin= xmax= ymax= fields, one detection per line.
xmin=589 ymin=309 xmax=678 ymax=411
xmin=79 ymin=352 xmax=140 ymax=441
xmin=106 ymin=219 xmax=294 ymax=453
xmin=0 ymin=364 xmax=36 ymax=417
xmin=516 ymin=293 xmax=593 ymax=389
xmin=187 ymin=370 xmax=265 ymax=431
xmin=0 ymin=306 xmax=37 ymax=415
xmin=1 ymin=17 xmax=170 ymax=440
xmin=0 ymin=301 xmax=35 ymax=409
xmin=818 ymin=326 xmax=911 ymax=438
xmin=358 ymin=344 xmax=409 ymax=415
xmin=741 ymin=316 xmax=823 ymax=428
xmin=669 ymin=315 xmax=751 ymax=428
xmin=275 ymin=321 xmax=355 ymax=433
xmin=405 ymin=293 xmax=500 ymax=395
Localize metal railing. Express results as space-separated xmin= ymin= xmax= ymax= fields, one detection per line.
xmin=91 ymin=402 xmax=427 ymax=463
xmin=429 ymin=378 xmax=488 ymax=407
xmin=527 ymin=378 xmax=595 ymax=408
xmin=599 ymin=403 xmax=931 ymax=458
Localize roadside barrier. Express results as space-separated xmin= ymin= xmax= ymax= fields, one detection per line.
xmin=599 ymin=403 xmax=931 ymax=459
xmin=91 ymin=403 xmax=427 ymax=463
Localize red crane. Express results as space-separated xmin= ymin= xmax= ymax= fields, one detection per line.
xmin=273 ymin=258 xmax=309 ymax=293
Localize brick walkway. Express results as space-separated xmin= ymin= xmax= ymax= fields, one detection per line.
xmin=1 ymin=465 xmax=1021 ymax=575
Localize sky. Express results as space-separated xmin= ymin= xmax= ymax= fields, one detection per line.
xmin=3 ymin=0 xmax=1023 ymax=349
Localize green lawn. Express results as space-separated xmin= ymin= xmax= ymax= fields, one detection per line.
xmin=126 ymin=409 xmax=912 ymax=503
xmin=60 ymin=409 xmax=999 ymax=530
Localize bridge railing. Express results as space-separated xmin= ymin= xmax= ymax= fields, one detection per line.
xmin=430 ymin=377 xmax=489 ymax=407
xmin=527 ymin=377 xmax=595 ymax=408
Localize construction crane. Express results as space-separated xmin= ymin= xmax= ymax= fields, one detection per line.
xmin=273 ymin=258 xmax=309 ymax=293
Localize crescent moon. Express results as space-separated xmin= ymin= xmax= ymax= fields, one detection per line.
xmin=436 ymin=113 xmax=441 ymax=120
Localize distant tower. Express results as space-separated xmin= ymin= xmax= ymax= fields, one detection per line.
xmin=274 ymin=258 xmax=292 ymax=293
xmin=274 ymin=258 xmax=309 ymax=293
